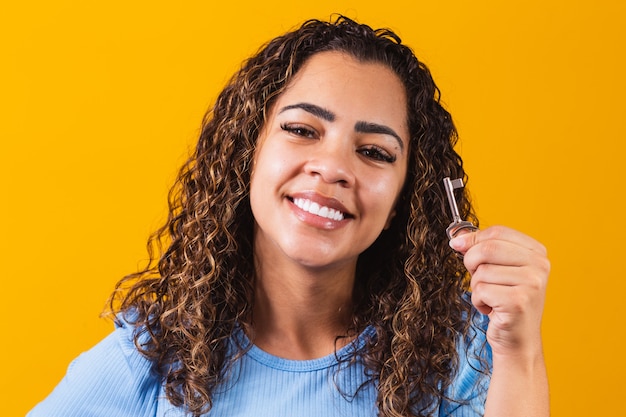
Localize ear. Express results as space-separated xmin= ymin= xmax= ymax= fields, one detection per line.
xmin=384 ymin=209 xmax=396 ymax=230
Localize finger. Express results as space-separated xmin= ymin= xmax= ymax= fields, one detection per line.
xmin=470 ymin=288 xmax=493 ymax=316
xmin=449 ymin=225 xmax=547 ymax=256
xmin=470 ymin=281 xmax=523 ymax=319
xmin=469 ymin=263 xmax=530 ymax=287
xmin=462 ymin=239 xmax=538 ymax=276
xmin=472 ymin=285 xmax=519 ymax=343
xmin=471 ymin=268 xmax=547 ymax=315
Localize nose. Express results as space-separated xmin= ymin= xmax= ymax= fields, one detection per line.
xmin=304 ymin=140 xmax=355 ymax=187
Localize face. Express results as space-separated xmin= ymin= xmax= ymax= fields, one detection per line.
xmin=249 ymin=51 xmax=409 ymax=272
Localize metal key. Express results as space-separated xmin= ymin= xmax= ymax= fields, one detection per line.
xmin=443 ymin=177 xmax=478 ymax=240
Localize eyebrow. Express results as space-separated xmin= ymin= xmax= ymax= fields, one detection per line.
xmin=354 ymin=121 xmax=404 ymax=152
xmin=279 ymin=102 xmax=404 ymax=152
xmin=280 ymin=103 xmax=335 ymax=122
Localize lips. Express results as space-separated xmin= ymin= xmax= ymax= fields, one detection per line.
xmin=287 ymin=192 xmax=353 ymax=224
xmin=292 ymin=197 xmax=345 ymax=221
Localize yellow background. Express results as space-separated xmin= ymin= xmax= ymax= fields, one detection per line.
xmin=2 ymin=1 xmax=624 ymax=415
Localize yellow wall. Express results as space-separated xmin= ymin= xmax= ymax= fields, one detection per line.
xmin=3 ymin=1 xmax=623 ymax=415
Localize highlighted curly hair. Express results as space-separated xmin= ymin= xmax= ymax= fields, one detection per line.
xmin=110 ymin=15 xmax=483 ymax=417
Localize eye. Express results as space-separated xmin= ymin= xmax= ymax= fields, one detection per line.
xmin=280 ymin=123 xmax=318 ymax=139
xmin=358 ymin=145 xmax=397 ymax=163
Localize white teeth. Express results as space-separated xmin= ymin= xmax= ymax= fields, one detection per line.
xmin=293 ymin=198 xmax=345 ymax=221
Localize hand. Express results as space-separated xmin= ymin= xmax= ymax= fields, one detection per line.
xmin=449 ymin=226 xmax=550 ymax=358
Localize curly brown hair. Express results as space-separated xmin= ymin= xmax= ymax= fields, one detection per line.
xmin=109 ymin=15 xmax=484 ymax=417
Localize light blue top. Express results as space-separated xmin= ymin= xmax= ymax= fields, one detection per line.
xmin=28 ymin=318 xmax=490 ymax=417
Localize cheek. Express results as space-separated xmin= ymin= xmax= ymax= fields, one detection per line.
xmin=250 ymin=143 xmax=296 ymax=202
xmin=253 ymin=157 xmax=289 ymax=192
xmin=359 ymin=180 xmax=399 ymax=229
xmin=367 ymin=170 xmax=406 ymax=207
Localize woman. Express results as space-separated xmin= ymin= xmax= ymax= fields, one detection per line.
xmin=29 ymin=16 xmax=549 ymax=417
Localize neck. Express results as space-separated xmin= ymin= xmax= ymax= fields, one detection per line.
xmin=251 ymin=253 xmax=357 ymax=360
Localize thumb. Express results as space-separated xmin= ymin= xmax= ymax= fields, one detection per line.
xmin=449 ymin=230 xmax=479 ymax=254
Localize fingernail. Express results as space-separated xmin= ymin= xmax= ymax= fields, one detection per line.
xmin=449 ymin=236 xmax=463 ymax=250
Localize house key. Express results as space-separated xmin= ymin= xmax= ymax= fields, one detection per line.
xmin=443 ymin=177 xmax=478 ymax=240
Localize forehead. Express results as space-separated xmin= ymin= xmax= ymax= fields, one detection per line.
xmin=272 ymin=51 xmax=409 ymax=137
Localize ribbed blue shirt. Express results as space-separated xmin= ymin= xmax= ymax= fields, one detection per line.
xmin=28 ymin=319 xmax=490 ymax=416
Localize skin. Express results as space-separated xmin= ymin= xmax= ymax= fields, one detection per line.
xmin=249 ymin=50 xmax=550 ymax=416
xmin=249 ymin=51 xmax=409 ymax=359
xmin=450 ymin=227 xmax=550 ymax=416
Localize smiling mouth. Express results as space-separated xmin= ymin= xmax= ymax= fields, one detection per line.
xmin=291 ymin=197 xmax=349 ymax=221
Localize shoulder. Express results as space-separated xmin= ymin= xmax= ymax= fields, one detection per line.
xmin=28 ymin=320 xmax=161 ymax=417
